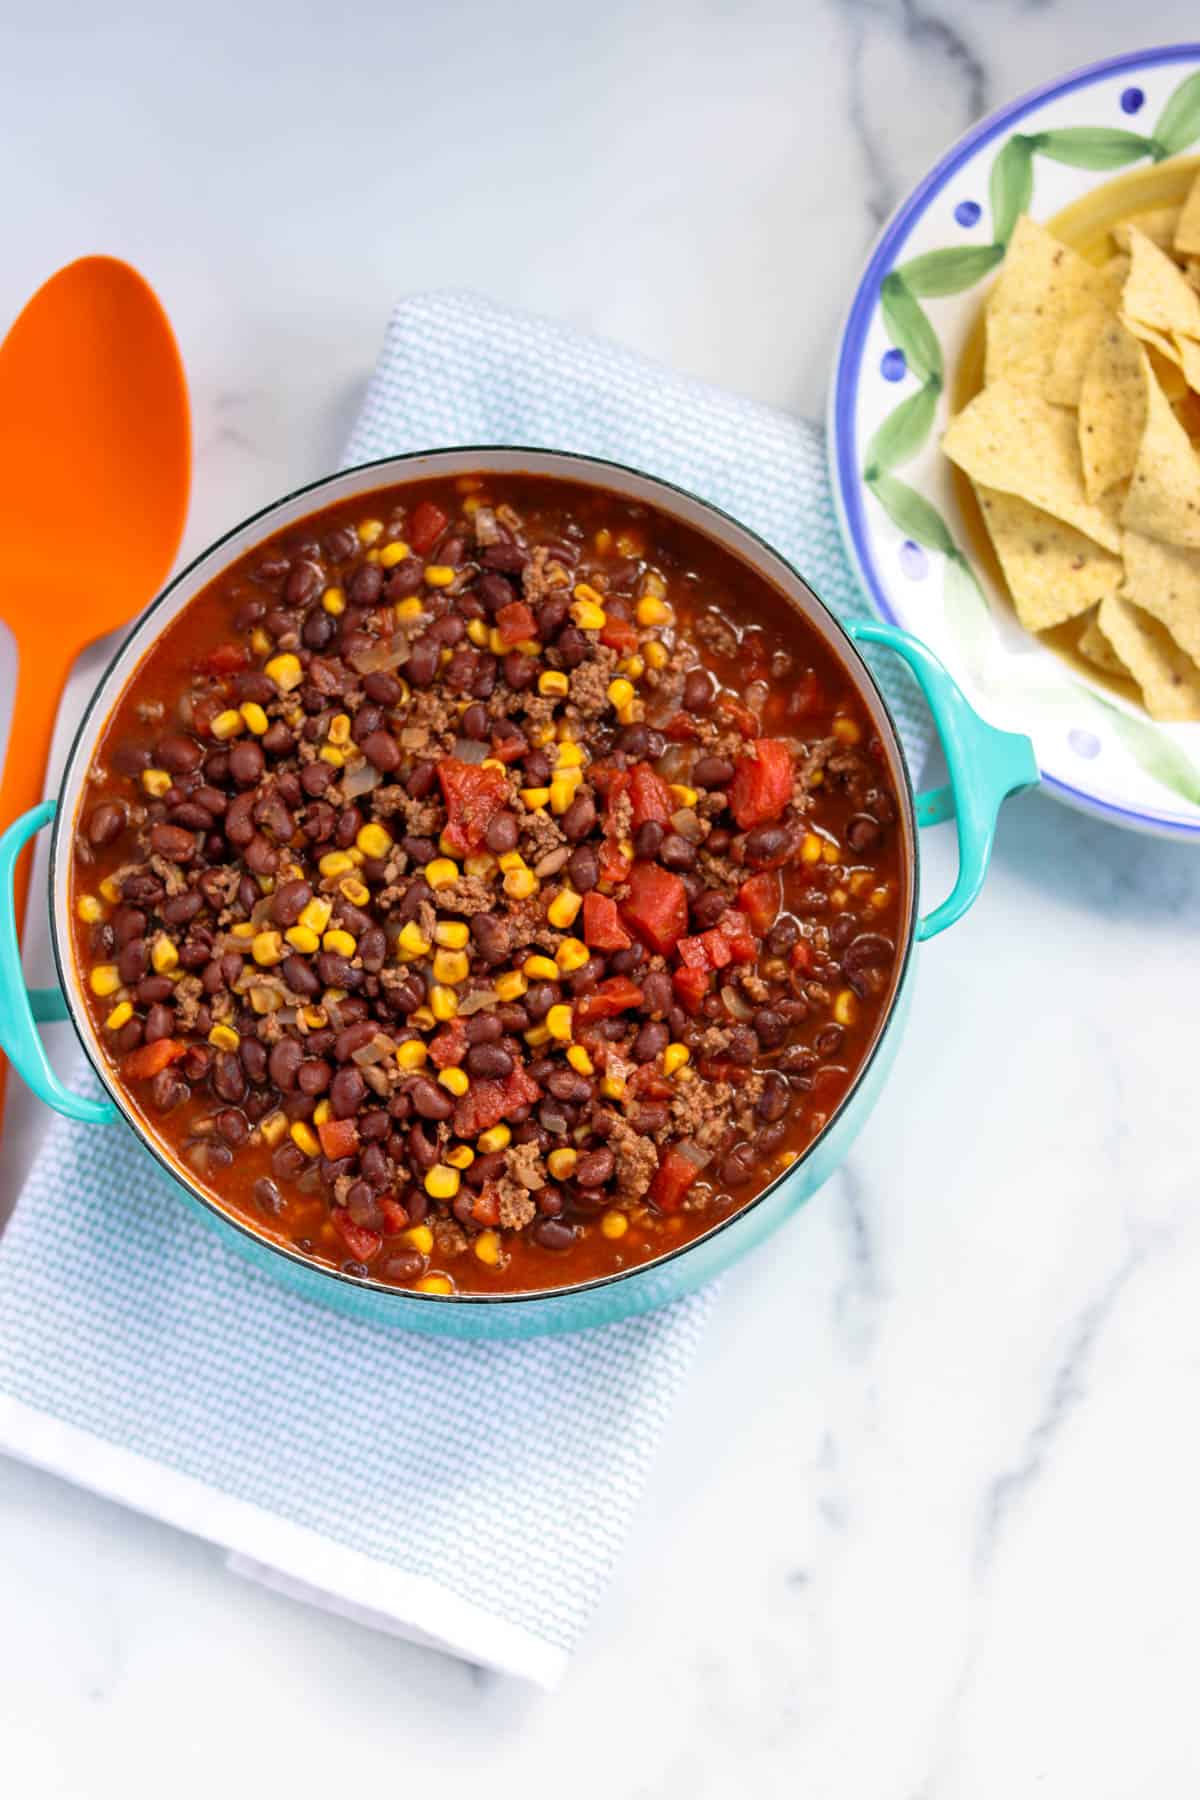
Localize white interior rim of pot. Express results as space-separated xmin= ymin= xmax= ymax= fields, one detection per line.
xmin=48 ymin=446 xmax=921 ymax=1304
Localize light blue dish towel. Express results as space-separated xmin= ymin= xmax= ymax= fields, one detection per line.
xmin=0 ymin=294 xmax=930 ymax=1687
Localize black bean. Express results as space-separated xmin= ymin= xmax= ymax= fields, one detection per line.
xmin=523 ymin=748 xmax=552 ymax=786
xmin=112 ymin=905 xmax=147 ymax=945
xmin=765 ymin=916 xmax=799 ymax=956
xmin=641 ymin=970 xmax=672 ymax=1017
xmin=815 ymin=1025 xmax=844 ymax=1056
xmin=757 ymin=1073 xmax=789 ymax=1123
xmin=297 ymin=1058 xmax=332 ymax=1096
xmin=690 ymin=888 xmax=728 ymax=929
xmin=726 ymin=1025 xmax=758 ymax=1064
xmin=331 ymin=1066 xmax=366 ymax=1118
xmin=240 ymin=1038 xmax=268 ymax=1084
xmin=631 ymin=819 xmax=662 ymax=861
xmin=547 ymin=1068 xmax=590 ymax=1104
xmin=470 ymin=913 xmax=508 ymax=965
xmin=575 ymin=1148 xmax=614 ymax=1187
xmin=693 ymin=755 xmax=735 ymax=788
xmin=467 ymin=1044 xmax=514 ymax=1079
xmin=212 ymin=1052 xmax=247 ymax=1105
xmin=744 ymin=824 xmax=789 ymax=866
xmin=135 ymin=976 xmax=173 ymax=1006
xmin=409 ymin=1077 xmax=453 ymax=1121
xmin=533 ymin=1218 xmax=575 ymax=1250
xmin=608 ymin=944 xmax=645 ymax=976
xmin=144 ymin=1002 xmax=174 ymax=1042
xmin=485 ymin=811 xmax=519 ymax=854
xmin=117 ymin=938 xmax=148 ymax=985
xmin=633 ymin=1020 xmax=669 ymax=1063
xmin=303 ymin=611 xmax=336 ymax=651
xmin=560 ymin=794 xmax=596 ymax=842
xmin=86 ymin=801 xmax=126 ymax=847
xmin=660 ymin=833 xmax=696 ymax=871
xmin=150 ymin=1070 xmax=186 ymax=1113
xmin=406 ymin=637 xmax=439 ymax=687
xmin=408 ymin=1123 xmax=439 ymax=1173
xmin=281 ymin=955 xmax=319 ymax=999
xmin=379 ymin=1249 xmax=425 ymax=1283
xmin=841 ymin=933 xmax=894 ymax=977
xmin=683 ymin=668 xmax=715 ymax=714
xmin=359 ymin=927 xmax=387 ymax=973
xmin=401 ymin=834 xmax=435 ymax=865
xmin=269 ymin=877 xmax=311 ymax=927
xmin=286 ymin=561 xmax=320 ymax=606
xmin=536 ymin=596 xmax=568 ymax=638
xmin=465 ymin=1013 xmax=502 ymax=1045
xmin=350 ymin=563 xmax=384 ymax=606
xmin=721 ymin=1144 xmax=757 ymax=1187
xmin=503 ymin=650 xmax=535 ymax=691
xmin=754 ymin=1007 xmax=788 ymax=1048
xmin=229 ymin=740 xmax=265 ymax=787
xmin=157 ymin=733 xmax=204 ymax=775
xmin=254 ymin=1177 xmax=285 ymax=1216
xmin=272 ymin=1141 xmax=307 ymax=1182
xmin=524 ymin=981 xmax=560 ymax=1021
xmin=846 ymin=813 xmax=883 ymax=853
xmin=217 ymin=1108 xmax=249 ymax=1148
xmin=243 ymin=833 xmax=278 ymax=876
xmin=268 ymin=1038 xmax=302 ymax=1091
xmin=633 ymin=1100 xmax=669 ymax=1134
xmin=553 ymin=625 xmax=588 ymax=669
xmin=407 ymin=759 xmax=437 ymax=800
xmin=495 ymin=1003 xmax=530 ymax=1033
xmin=567 ymin=844 xmax=599 ymax=892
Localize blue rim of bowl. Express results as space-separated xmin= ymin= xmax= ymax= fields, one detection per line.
xmin=830 ymin=41 xmax=1200 ymax=840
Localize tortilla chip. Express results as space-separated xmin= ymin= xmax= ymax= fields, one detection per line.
xmin=943 ymin=379 xmax=1123 ymax=551
xmin=1121 ymin=227 xmax=1200 ymax=343
xmin=1122 ymin=527 xmax=1200 ymax=664
xmin=1148 ymin=343 xmax=1189 ymax=399
xmin=1098 ymin=592 xmax=1200 ymax=720
xmin=1174 ymin=332 xmax=1200 ymax=396
xmin=1175 ymin=171 xmax=1200 ymax=259
xmin=1184 ymin=259 xmax=1200 ymax=295
xmin=1122 ymin=313 xmax=1184 ymax=366
xmin=1078 ymin=319 xmax=1146 ymax=501
xmin=985 ymin=216 xmax=1107 ymax=388
xmin=1077 ymin=608 xmax=1129 ymax=676
xmin=974 ymin=484 xmax=1124 ymax=629
xmin=1122 ymin=364 xmax=1200 ymax=549
xmin=1042 ymin=255 xmax=1127 ymax=406
xmin=1112 ymin=208 xmax=1182 ymax=256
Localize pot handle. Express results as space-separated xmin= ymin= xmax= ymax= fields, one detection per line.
xmin=0 ymin=801 xmax=117 ymax=1124
xmin=845 ymin=620 xmax=1038 ymax=941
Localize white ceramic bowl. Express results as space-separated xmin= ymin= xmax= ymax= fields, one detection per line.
xmin=830 ymin=43 xmax=1200 ymax=840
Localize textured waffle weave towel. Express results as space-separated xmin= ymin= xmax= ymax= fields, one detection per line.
xmin=0 ymin=294 xmax=929 ymax=1687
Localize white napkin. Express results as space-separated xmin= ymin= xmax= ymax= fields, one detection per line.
xmin=0 ymin=293 xmax=930 ymax=1687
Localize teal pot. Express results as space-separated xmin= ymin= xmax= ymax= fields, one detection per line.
xmin=0 ymin=448 xmax=1037 ymax=1339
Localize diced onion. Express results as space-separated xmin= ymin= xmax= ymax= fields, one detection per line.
xmin=676 ymin=1137 xmax=713 ymax=1171
xmin=343 ymin=761 xmax=382 ymax=799
xmin=352 ymin=1033 xmax=397 ymax=1067
xmin=655 ymin=744 xmax=693 ymax=783
xmin=534 ymin=846 xmax=571 ymax=878
xmin=457 ymin=987 xmax=499 ymax=1015
xmin=453 ymin=737 xmax=488 ymax=765
xmin=351 ymin=628 xmax=418 ymax=675
xmin=670 ymin=808 xmax=703 ymax=841
xmin=720 ymin=984 xmax=754 ymax=1021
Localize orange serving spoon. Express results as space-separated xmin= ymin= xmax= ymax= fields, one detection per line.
xmin=0 ymin=256 xmax=190 ymax=1113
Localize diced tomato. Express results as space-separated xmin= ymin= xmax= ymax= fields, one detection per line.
xmin=574 ymin=975 xmax=645 ymax=1024
xmin=122 ymin=1038 xmax=187 ymax=1081
xmin=331 ymin=1209 xmax=382 ymax=1262
xmin=582 ymin=892 xmax=631 ymax=952
xmin=737 ymin=871 xmax=781 ymax=935
xmin=600 ymin=616 xmax=639 ymax=654
xmin=318 ymin=1116 xmax=359 ymax=1160
xmin=495 ymin=600 xmax=537 ymax=646
xmin=786 ymin=669 xmax=824 ymax=719
xmin=712 ymin=909 xmax=757 ymax=965
xmin=408 ymin=500 xmax=448 ymax=554
xmin=601 ymin=766 xmax=629 ymax=825
xmin=629 ymin=1065 xmax=672 ymax=1100
xmin=598 ymin=839 xmax=632 ymax=885
xmin=663 ymin=712 xmax=701 ymax=740
xmin=790 ymin=938 xmax=812 ymax=974
xmin=699 ymin=1059 xmax=751 ymax=1086
xmin=437 ymin=756 xmax=509 ymax=856
xmin=378 ymin=1194 xmax=411 ymax=1236
xmin=502 ymin=1062 xmax=541 ymax=1113
xmin=649 ymin=1144 xmax=704 ymax=1213
xmin=672 ymin=965 xmax=711 ymax=1014
xmin=628 ymin=763 xmax=673 ymax=829
xmin=472 ymin=1187 xmax=501 ymax=1227
xmin=489 ymin=733 xmax=527 ymax=765
xmin=453 ymin=1080 xmax=507 ymax=1138
xmin=716 ymin=692 xmax=760 ymax=738
xmin=190 ymin=695 xmax=227 ymax=738
xmin=676 ymin=934 xmax=715 ymax=972
xmin=429 ymin=1018 xmax=467 ymax=1069
xmin=621 ymin=862 xmax=688 ymax=956
xmin=200 ymin=641 xmax=249 ymax=676
xmin=728 ymin=738 xmax=793 ymax=829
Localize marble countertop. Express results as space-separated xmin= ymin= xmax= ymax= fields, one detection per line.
xmin=3 ymin=4 xmax=1200 ymax=1795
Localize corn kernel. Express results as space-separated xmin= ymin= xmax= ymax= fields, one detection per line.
xmin=801 ymin=833 xmax=823 ymax=864
xmin=265 ymin=653 xmax=303 ymax=692
xmin=871 ymin=885 xmax=891 ymax=910
xmin=503 ymin=867 xmax=537 ymax=901
xmin=600 ymin=1075 xmax=626 ymax=1100
xmin=319 ymin=745 xmax=345 ymax=767
xmin=250 ymin=626 xmax=272 ymax=657
xmin=357 ymin=518 xmax=384 ymax=545
xmin=494 ymin=970 xmax=527 ymax=1002
xmin=339 ymin=877 xmax=370 ymax=907
xmin=521 ymin=786 xmax=551 ymax=810
xmin=474 ymin=1230 xmax=502 ymax=1268
xmin=426 ymin=858 xmax=459 ymax=890
xmin=636 ymin=596 xmax=671 ymax=627
xmin=548 ymin=775 xmax=581 ymax=815
xmin=430 ymin=984 xmax=459 ymax=1022
xmin=849 ymin=870 xmax=874 ymax=896
xmin=621 ymin=654 xmax=646 ymax=680
xmin=644 ymin=640 xmax=669 ymax=671
xmin=313 ymin=1098 xmax=332 ymax=1126
xmin=465 ymin=852 xmax=496 ymax=881
xmin=252 ymin=985 xmax=281 ymax=1015
xmin=433 ymin=949 xmax=469 ymax=985
xmin=616 ymin=530 xmax=643 ymax=557
xmin=434 ymin=920 xmax=469 ymax=950
xmin=302 ymin=1006 xmax=326 ymax=1030
xmin=833 ymin=715 xmax=861 ymax=745
xmin=566 ymin=1044 xmax=594 ymax=1076
xmin=446 ymin=1144 xmax=475 ymax=1171
xmin=207 ymin=1023 xmax=240 ymax=1052
xmin=514 ymin=638 xmax=541 ymax=655
xmin=150 ymin=936 xmax=179 ymax=975
xmin=240 ymin=701 xmax=269 ymax=735
xmin=259 ymin=1110 xmax=288 ymax=1148
xmin=555 ymin=938 xmax=590 ymax=973
xmin=547 ymin=1147 xmax=578 ymax=1180
xmin=497 ymin=850 xmax=525 ymax=873
xmin=99 ymin=875 xmax=123 ymax=904
xmin=600 ymin=1210 xmax=629 ymax=1240
xmin=830 ymin=888 xmax=848 ymax=909
xmin=415 ymin=1274 xmax=453 ymax=1295
xmin=478 ymin=1124 xmax=512 ymax=1154
xmin=102 ymin=1000 xmax=133 ymax=1031
xmin=487 ymin=626 xmax=506 ymax=656
xmin=249 ymin=930 xmax=282 ymax=967
xmin=547 ymin=889 xmax=583 ymax=930
xmin=76 ymin=894 xmax=104 ymax=924
xmin=395 ymin=596 xmax=425 ymax=620
xmin=438 ymin=1066 xmax=470 ymax=1097
xmin=555 ymin=741 xmax=585 ymax=769
xmin=570 ymin=599 xmax=607 ymax=631
xmin=356 ymin=822 xmax=393 ymax=860
xmin=523 ymin=954 xmax=559 ymax=980
xmin=466 ymin=617 xmax=489 ymax=647
xmin=607 ymin=677 xmax=634 ymax=710
xmin=318 ymin=851 xmax=355 ymax=880
xmin=834 ymin=989 xmax=858 ymax=1027
xmin=662 ymin=1042 xmax=690 ymax=1077
xmin=395 ymin=1040 xmax=429 ymax=1070
xmin=317 ymin=585 xmax=345 ymax=617
xmin=230 ymin=920 xmax=256 ymax=938
xmin=322 ymin=928 xmax=357 ymax=957
xmin=594 ymin=528 xmax=613 ymax=553
xmin=409 ymin=1006 xmax=436 ymax=1029
xmin=531 ymin=722 xmax=557 ymax=746
xmin=290 ymin=1121 xmax=320 ymax=1157
xmin=425 ymin=1163 xmax=460 ymax=1200
xmin=424 ymin=564 xmax=455 ymax=588
xmin=299 ymin=897 xmax=332 ymax=934
xmin=641 ymin=570 xmax=666 ymax=599
xmin=323 ymin=713 xmax=350 ymax=748
xmin=210 ymin=708 xmax=244 ymax=740
xmin=545 ymin=1003 xmax=572 ymax=1040
xmin=379 ymin=540 xmax=410 ymax=568
xmin=669 ymin=784 xmax=698 ymax=808
xmin=524 ymin=1022 xmax=552 ymax=1047
xmin=538 ymin=670 xmax=570 ymax=698
xmin=480 ymin=758 xmax=507 ymax=773
xmin=397 ymin=921 xmax=431 ymax=958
